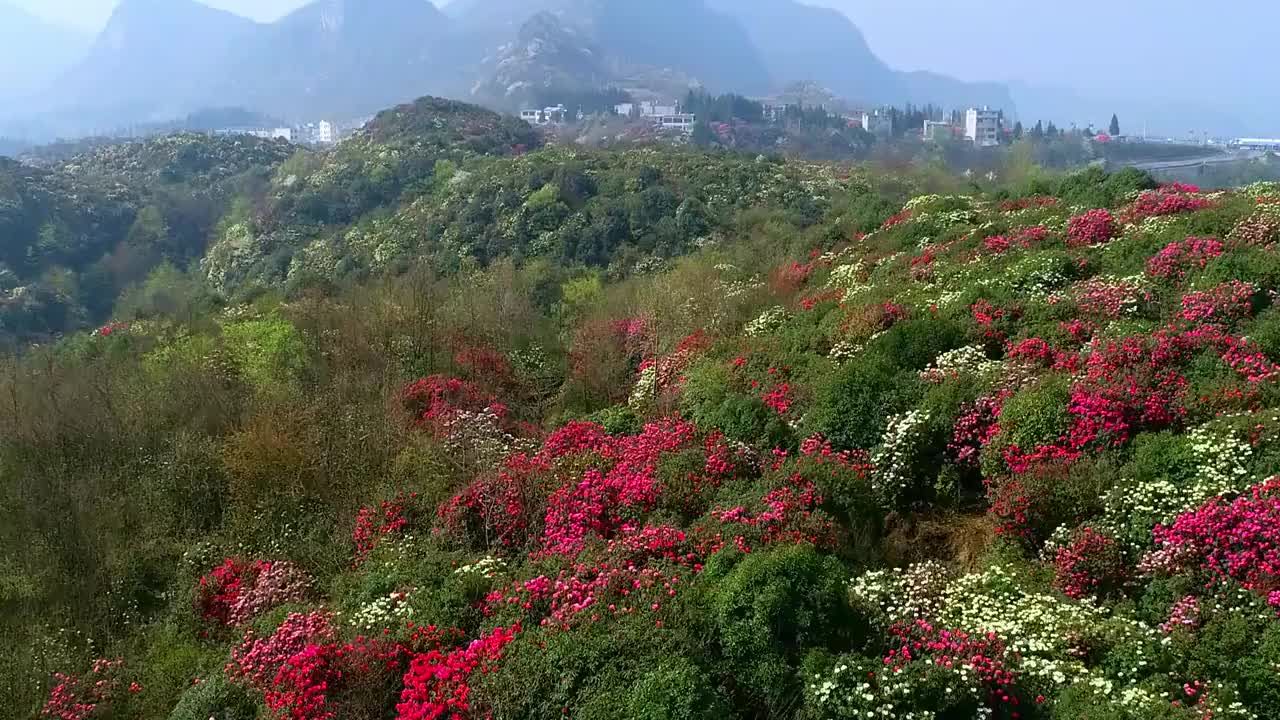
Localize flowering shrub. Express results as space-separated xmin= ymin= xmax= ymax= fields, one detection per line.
xmin=1052 ymin=527 xmax=1129 ymax=600
xmin=1073 ymin=274 xmax=1152 ymax=318
xmin=197 ymin=558 xmax=311 ymax=626
xmin=1067 ymin=209 xmax=1119 ymax=247
xmin=919 ymin=345 xmax=1001 ymax=383
xmin=1122 ymin=186 xmax=1213 ymax=224
xmin=870 ymin=409 xmax=934 ymax=507
xmin=396 ymin=624 xmax=520 ymax=720
xmin=40 ymin=659 xmax=127 ymax=720
xmin=1150 ymin=478 xmax=1280 ymax=607
xmin=807 ymin=621 xmax=1022 ymax=719
xmin=1178 ymin=280 xmax=1257 ymax=322
xmin=353 ymin=494 xmax=416 ymax=564
xmin=1146 ymin=237 xmax=1225 ymax=282
xmin=227 ymin=611 xmax=405 ymax=720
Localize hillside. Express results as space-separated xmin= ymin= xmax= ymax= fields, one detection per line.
xmin=8 ymin=85 xmax=1280 ymax=720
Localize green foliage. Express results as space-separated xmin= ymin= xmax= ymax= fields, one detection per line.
xmin=167 ymin=673 xmax=259 ymax=720
xmin=221 ymin=315 xmax=308 ymax=390
xmin=707 ymin=545 xmax=858 ymax=713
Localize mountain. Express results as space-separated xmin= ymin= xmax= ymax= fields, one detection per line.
xmin=217 ymin=0 xmax=462 ymax=119
xmin=47 ymin=0 xmax=258 ymax=122
xmin=10 ymin=0 xmax=1017 ymax=136
xmin=472 ymin=12 xmax=615 ymax=106
xmin=455 ymin=0 xmax=772 ymax=94
xmin=707 ymin=0 xmax=1012 ymax=110
xmin=0 ymin=3 xmax=90 ymax=102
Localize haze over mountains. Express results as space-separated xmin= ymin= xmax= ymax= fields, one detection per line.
xmin=0 ymin=0 xmax=1015 ymax=139
xmin=0 ymin=0 xmax=1270 ymax=140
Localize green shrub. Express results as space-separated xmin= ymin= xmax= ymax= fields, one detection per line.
xmin=806 ymin=355 xmax=922 ymax=451
xmin=989 ymin=376 xmax=1072 ymax=459
xmin=574 ymin=657 xmax=731 ymax=720
xmin=167 ymin=673 xmax=258 ymax=720
xmin=221 ymin=315 xmax=308 ymax=391
xmin=707 ymin=544 xmax=858 ymax=714
xmin=681 ymin=361 xmax=794 ymax=449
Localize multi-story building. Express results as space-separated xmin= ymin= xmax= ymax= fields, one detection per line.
xmin=316 ymin=121 xmax=334 ymax=144
xmin=857 ymin=110 xmax=892 ymax=137
xmin=965 ymin=107 xmax=1001 ymax=147
xmin=657 ymin=113 xmax=697 ymax=132
xmin=615 ymin=101 xmax=679 ymax=118
xmin=922 ymin=119 xmax=953 ymax=142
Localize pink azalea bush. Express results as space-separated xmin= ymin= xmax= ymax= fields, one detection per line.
xmin=1151 ymin=478 xmax=1280 ymax=607
xmin=1067 ymin=209 xmax=1118 ymax=247
xmin=1146 ymin=237 xmax=1225 ymax=282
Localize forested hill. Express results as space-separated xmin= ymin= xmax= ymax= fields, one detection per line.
xmin=9 ymin=93 xmax=1280 ymax=720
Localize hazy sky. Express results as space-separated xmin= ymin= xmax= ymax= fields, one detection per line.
xmin=12 ymin=0 xmax=1277 ymax=130
xmin=12 ymin=0 xmax=310 ymax=29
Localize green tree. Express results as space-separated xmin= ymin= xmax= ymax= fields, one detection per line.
xmin=691 ymin=121 xmax=715 ymax=148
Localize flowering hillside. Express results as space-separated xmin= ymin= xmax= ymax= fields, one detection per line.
xmin=11 ymin=152 xmax=1280 ymax=720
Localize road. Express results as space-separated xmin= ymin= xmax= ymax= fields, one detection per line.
xmin=1117 ymin=149 xmax=1264 ymax=172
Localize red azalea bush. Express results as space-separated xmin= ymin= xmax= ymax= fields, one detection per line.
xmin=949 ymin=392 xmax=1010 ymax=467
xmin=227 ymin=611 xmax=406 ymax=720
xmin=353 ymin=493 xmax=418 ymax=564
xmin=197 ymin=559 xmax=311 ymax=626
xmin=396 ymin=624 xmax=520 ymax=720
xmin=1053 ymin=526 xmax=1129 ymax=599
xmin=1146 ymin=237 xmax=1225 ymax=282
xmin=882 ymin=209 xmax=912 ymax=229
xmin=438 ymin=419 xmax=742 ymax=556
xmin=1150 ymin=477 xmax=1280 ymax=607
xmin=40 ymin=659 xmax=128 ymax=720
xmin=1122 ymin=187 xmax=1213 ymax=223
xmin=1178 ymin=281 xmax=1258 ymax=323
xmin=402 ymin=376 xmax=504 ymax=433
xmin=884 ymin=620 xmax=1021 ymax=708
xmin=1073 ymin=276 xmax=1153 ymax=318
xmin=1067 ymin=209 xmax=1118 ymax=247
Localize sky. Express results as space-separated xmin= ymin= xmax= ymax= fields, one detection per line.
xmin=11 ymin=0 xmax=310 ymax=29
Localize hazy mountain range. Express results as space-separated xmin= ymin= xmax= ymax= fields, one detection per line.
xmin=0 ymin=0 xmax=1021 ymax=139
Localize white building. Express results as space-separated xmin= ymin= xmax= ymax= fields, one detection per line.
xmin=858 ymin=111 xmax=892 ymax=137
xmin=658 ymin=113 xmax=697 ymax=132
xmin=316 ymin=121 xmax=334 ymax=144
xmin=615 ymin=101 xmax=679 ymax=118
xmin=242 ymin=127 xmax=293 ymax=141
xmin=923 ymin=119 xmax=952 ymax=142
xmin=965 ymin=107 xmax=1001 ymax=147
xmin=520 ymin=105 xmax=569 ymax=126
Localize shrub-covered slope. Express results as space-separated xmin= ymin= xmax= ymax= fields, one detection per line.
xmin=11 ymin=113 xmax=1280 ymax=720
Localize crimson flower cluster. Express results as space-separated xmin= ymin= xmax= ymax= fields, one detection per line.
xmin=885 ymin=620 xmax=1022 ymax=708
xmin=227 ymin=611 xmax=405 ymax=720
xmin=402 ymin=376 xmax=505 ymax=434
xmin=1152 ymin=478 xmax=1280 ymax=608
xmin=396 ymin=624 xmax=519 ymax=720
xmin=1052 ymin=527 xmax=1129 ymax=599
xmin=1066 ymin=209 xmax=1118 ymax=247
xmin=1178 ymin=281 xmax=1257 ymax=323
xmin=353 ymin=494 xmax=415 ymax=564
xmin=439 ymin=419 xmax=741 ymax=556
xmin=982 ymin=225 xmax=1049 ymax=255
xmin=197 ymin=558 xmax=311 ymax=626
xmin=1146 ymin=237 xmax=1225 ymax=282
xmin=40 ymin=658 xmax=127 ymax=720
xmin=1122 ymin=186 xmax=1213 ymax=224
